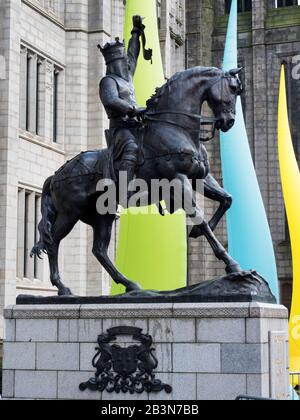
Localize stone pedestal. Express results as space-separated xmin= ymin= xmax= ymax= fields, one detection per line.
xmin=2 ymin=302 xmax=290 ymax=400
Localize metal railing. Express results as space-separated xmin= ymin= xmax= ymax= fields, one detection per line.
xmin=290 ymin=373 xmax=300 ymax=399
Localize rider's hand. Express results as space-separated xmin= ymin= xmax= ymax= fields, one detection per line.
xmin=135 ymin=107 xmax=146 ymax=116
xmin=127 ymin=107 xmax=137 ymax=118
xmin=128 ymin=107 xmax=146 ymax=119
xmin=132 ymin=15 xmax=145 ymax=33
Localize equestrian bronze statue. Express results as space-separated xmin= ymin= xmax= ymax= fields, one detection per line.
xmin=31 ymin=17 xmax=243 ymax=296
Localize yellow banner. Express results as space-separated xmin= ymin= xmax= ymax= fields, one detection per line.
xmin=278 ymin=66 xmax=300 ymax=383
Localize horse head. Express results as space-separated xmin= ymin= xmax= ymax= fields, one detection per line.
xmin=205 ymin=68 xmax=243 ymax=133
xmin=145 ymin=67 xmax=243 ymax=138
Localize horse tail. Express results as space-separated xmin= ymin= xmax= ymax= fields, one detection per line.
xmin=30 ymin=176 xmax=57 ymax=258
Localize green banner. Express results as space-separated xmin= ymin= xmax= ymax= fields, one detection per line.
xmin=112 ymin=0 xmax=187 ymax=294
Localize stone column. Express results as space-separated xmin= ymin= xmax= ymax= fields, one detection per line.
xmin=252 ymin=0 xmax=269 ymax=207
xmin=42 ymin=61 xmax=55 ymax=141
xmin=159 ymin=0 xmax=172 ymax=78
xmin=0 ymin=54 xmax=5 ymax=80
xmin=26 ymin=52 xmax=38 ymax=134
xmin=19 ymin=47 xmax=27 ymax=131
xmin=63 ymin=0 xmax=89 ymax=296
xmin=0 ymin=0 xmax=21 ymax=338
xmin=25 ymin=192 xmax=35 ymax=280
xmin=16 ymin=189 xmax=25 ymax=280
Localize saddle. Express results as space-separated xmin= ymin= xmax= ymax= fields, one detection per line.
xmin=105 ymin=125 xmax=145 ymax=166
xmin=105 ymin=129 xmax=114 ymax=149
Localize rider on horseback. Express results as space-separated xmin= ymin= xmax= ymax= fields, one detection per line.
xmin=99 ymin=15 xmax=149 ymax=195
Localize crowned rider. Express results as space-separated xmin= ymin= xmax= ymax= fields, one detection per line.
xmin=99 ymin=15 xmax=150 ymax=196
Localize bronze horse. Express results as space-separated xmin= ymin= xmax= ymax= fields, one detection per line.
xmin=31 ymin=66 xmax=243 ymax=296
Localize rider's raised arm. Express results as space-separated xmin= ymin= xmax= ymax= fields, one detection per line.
xmin=100 ymin=77 xmax=134 ymax=116
xmin=127 ymin=16 xmax=144 ymax=77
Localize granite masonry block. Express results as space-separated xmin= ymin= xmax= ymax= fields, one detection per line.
xmin=221 ymin=344 xmax=269 ymax=374
xmin=59 ymin=319 xmax=103 ymax=343
xmin=58 ymin=371 xmax=100 ymax=400
xmin=2 ymin=370 xmax=14 ymax=398
xmin=149 ymin=318 xmax=196 ymax=343
xmin=15 ymin=371 xmax=57 ymax=400
xmin=3 ymin=342 xmax=36 ymax=370
xmin=58 ymin=319 xmax=79 ymax=342
xmin=197 ymin=374 xmax=247 ymax=401
xmin=78 ymin=319 xmax=103 ymax=342
xmin=80 ymin=343 xmax=98 ymax=372
xmin=16 ymin=319 xmax=57 ymax=342
xmin=37 ymin=343 xmax=79 ymax=371
xmin=148 ymin=373 xmax=197 ymax=401
xmin=173 ymin=344 xmax=221 ymax=373
xmin=197 ymin=319 xmax=246 ymax=343
xmin=154 ymin=343 xmax=173 ymax=373
xmin=5 ymin=319 xmax=15 ymax=342
xmin=246 ymin=374 xmax=270 ymax=399
xmin=246 ymin=318 xmax=288 ymax=343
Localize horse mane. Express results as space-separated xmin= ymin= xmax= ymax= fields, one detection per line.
xmin=146 ymin=78 xmax=172 ymax=110
xmin=146 ymin=67 xmax=222 ymax=111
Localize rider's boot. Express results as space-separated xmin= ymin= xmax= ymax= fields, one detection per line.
xmin=119 ymin=161 xmax=137 ymax=206
xmin=119 ymin=142 xmax=139 ymax=206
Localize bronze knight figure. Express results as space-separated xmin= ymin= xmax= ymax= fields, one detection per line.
xmin=99 ymin=16 xmax=147 ymax=198
xmin=27 ymin=16 xmax=275 ymax=304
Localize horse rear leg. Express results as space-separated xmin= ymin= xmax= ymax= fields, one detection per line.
xmin=92 ymin=214 xmax=141 ymax=293
xmin=47 ymin=213 xmax=78 ymax=296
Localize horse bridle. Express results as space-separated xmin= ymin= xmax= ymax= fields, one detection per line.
xmin=143 ymin=73 xmax=237 ymax=142
xmin=144 ymin=111 xmax=218 ymax=142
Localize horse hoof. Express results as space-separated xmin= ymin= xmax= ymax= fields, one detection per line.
xmin=125 ymin=283 xmax=142 ymax=293
xmin=189 ymin=226 xmax=204 ymax=239
xmin=58 ymin=287 xmax=73 ymax=297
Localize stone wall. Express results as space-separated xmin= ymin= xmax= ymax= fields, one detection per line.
xmin=211 ymin=2 xmax=300 ymax=309
xmin=2 ymin=302 xmax=290 ymax=400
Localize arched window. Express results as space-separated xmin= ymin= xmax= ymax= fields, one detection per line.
xmin=225 ymin=0 xmax=252 ymax=14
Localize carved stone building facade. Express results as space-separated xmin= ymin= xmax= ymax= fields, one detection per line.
xmin=0 ymin=0 xmax=299 ymax=339
xmin=0 ymin=0 xmax=188 ymax=340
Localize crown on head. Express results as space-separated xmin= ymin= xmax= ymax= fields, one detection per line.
xmin=98 ymin=38 xmax=126 ymax=65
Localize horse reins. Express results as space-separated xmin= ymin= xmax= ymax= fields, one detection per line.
xmin=143 ymin=73 xmax=236 ymax=142
xmin=144 ymin=111 xmax=218 ymax=142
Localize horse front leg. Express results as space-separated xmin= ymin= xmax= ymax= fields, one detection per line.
xmin=203 ymin=174 xmax=233 ymax=232
xmin=181 ymin=175 xmax=241 ymax=274
xmin=196 ymin=222 xmax=241 ymax=274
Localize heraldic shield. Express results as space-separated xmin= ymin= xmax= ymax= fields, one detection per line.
xmin=79 ymin=326 xmax=172 ymax=395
